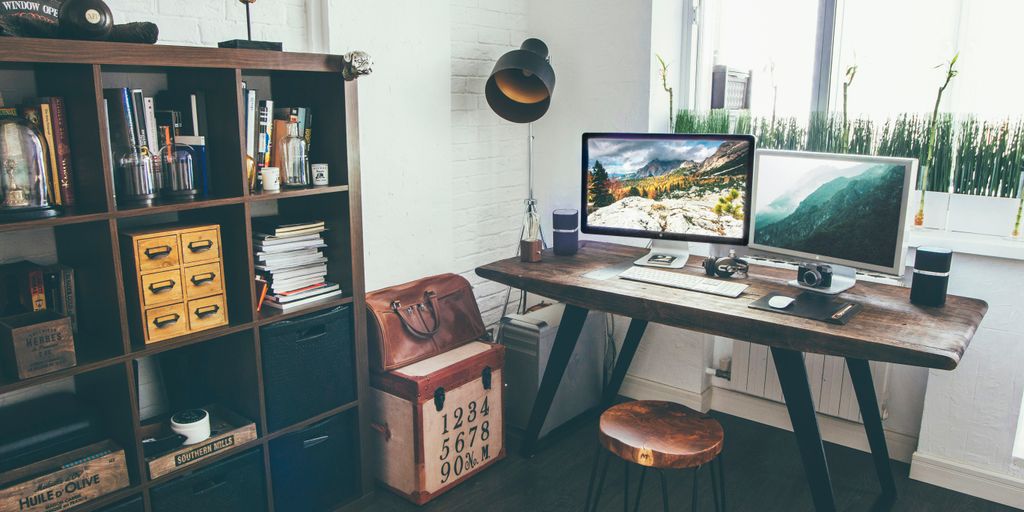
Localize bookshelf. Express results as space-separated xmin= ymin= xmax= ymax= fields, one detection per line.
xmin=0 ymin=38 xmax=371 ymax=511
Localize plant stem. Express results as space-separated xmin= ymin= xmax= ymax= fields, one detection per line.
xmin=916 ymin=53 xmax=959 ymax=226
xmin=657 ymin=54 xmax=674 ymax=130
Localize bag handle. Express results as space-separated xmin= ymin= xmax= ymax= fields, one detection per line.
xmin=391 ymin=290 xmax=441 ymax=338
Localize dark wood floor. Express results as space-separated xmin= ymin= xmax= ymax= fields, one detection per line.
xmin=352 ymin=411 xmax=1014 ymax=511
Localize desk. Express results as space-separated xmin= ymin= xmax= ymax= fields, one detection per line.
xmin=475 ymin=241 xmax=987 ymax=511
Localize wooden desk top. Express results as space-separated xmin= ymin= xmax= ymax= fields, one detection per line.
xmin=476 ymin=241 xmax=987 ymax=370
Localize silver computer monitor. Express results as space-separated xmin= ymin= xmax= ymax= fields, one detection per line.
xmin=749 ymin=150 xmax=917 ymax=278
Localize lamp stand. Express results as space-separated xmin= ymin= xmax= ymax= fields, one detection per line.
xmin=498 ymin=124 xmax=546 ymax=333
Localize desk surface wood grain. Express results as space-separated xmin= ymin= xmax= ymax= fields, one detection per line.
xmin=476 ymin=241 xmax=987 ymax=370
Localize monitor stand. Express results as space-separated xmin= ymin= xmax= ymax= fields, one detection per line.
xmin=634 ymin=239 xmax=690 ymax=269
xmin=788 ymin=263 xmax=856 ymax=295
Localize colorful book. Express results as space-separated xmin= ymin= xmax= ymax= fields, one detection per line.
xmin=257 ymin=99 xmax=274 ymax=171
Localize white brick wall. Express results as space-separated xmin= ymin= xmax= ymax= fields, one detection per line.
xmin=104 ymin=0 xmax=312 ymax=49
xmin=450 ymin=0 xmax=531 ymax=326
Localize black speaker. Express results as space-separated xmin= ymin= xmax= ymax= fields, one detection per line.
xmin=910 ymin=247 xmax=952 ymax=307
xmin=260 ymin=305 xmax=356 ymax=431
xmin=552 ymin=209 xmax=578 ymax=256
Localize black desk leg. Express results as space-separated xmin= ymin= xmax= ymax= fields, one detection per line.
xmin=521 ymin=304 xmax=590 ymax=457
xmin=771 ymin=347 xmax=837 ymax=512
xmin=847 ymin=358 xmax=898 ymax=506
xmin=602 ymin=319 xmax=648 ymax=406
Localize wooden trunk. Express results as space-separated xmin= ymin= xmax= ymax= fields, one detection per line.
xmin=120 ymin=224 xmax=229 ymax=344
xmin=0 ymin=440 xmax=129 ymax=512
xmin=0 ymin=311 xmax=76 ymax=380
xmin=369 ymin=341 xmax=505 ymax=505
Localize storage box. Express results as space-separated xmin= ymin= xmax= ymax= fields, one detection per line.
xmin=0 ymin=440 xmax=129 ymax=512
xmin=120 ymin=224 xmax=228 ymax=344
xmin=369 ymin=341 xmax=505 ymax=505
xmin=0 ymin=311 xmax=76 ymax=380
xmin=149 ymin=449 xmax=266 ymax=512
xmin=142 ymin=405 xmax=257 ymax=480
xmin=269 ymin=410 xmax=360 ymax=511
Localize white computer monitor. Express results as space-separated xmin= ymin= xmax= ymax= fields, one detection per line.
xmin=749 ymin=150 xmax=917 ymax=290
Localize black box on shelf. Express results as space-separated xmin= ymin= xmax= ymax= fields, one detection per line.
xmin=269 ymin=410 xmax=360 ymax=511
xmin=149 ymin=449 xmax=266 ymax=512
xmin=259 ymin=305 xmax=356 ymax=431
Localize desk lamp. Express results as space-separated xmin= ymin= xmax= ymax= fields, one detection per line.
xmin=485 ymin=38 xmax=556 ymax=317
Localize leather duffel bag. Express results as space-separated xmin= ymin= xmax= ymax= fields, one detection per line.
xmin=366 ymin=273 xmax=486 ymax=372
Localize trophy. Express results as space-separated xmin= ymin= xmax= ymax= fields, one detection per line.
xmin=219 ymin=0 xmax=283 ymax=51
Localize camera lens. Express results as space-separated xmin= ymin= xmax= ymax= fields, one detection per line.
xmin=802 ymin=269 xmax=820 ymax=287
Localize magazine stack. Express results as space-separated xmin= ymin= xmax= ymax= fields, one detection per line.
xmin=253 ymin=218 xmax=342 ymax=311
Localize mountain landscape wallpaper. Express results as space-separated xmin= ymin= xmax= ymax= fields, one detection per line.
xmin=585 ymin=138 xmax=751 ymax=238
xmin=752 ymin=155 xmax=908 ymax=268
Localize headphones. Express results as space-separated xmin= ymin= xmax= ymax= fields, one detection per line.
xmin=703 ymin=250 xmax=749 ymax=279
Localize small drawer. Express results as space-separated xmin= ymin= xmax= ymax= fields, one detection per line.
xmin=145 ymin=302 xmax=188 ymax=343
xmin=180 ymin=229 xmax=220 ymax=264
xmin=137 ymin=234 xmax=180 ymax=272
xmin=183 ymin=262 xmax=224 ymax=298
xmin=187 ymin=294 xmax=228 ymax=332
xmin=141 ymin=269 xmax=184 ymax=306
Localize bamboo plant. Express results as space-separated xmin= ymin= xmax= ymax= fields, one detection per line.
xmin=914 ymin=53 xmax=959 ymax=226
xmin=656 ymin=54 xmax=674 ymax=131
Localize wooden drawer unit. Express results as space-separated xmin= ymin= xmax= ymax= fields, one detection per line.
xmin=122 ymin=225 xmax=229 ymax=344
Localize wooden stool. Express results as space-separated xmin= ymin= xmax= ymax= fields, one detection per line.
xmin=584 ymin=401 xmax=726 ymax=511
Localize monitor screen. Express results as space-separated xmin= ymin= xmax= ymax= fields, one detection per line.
xmin=750 ymin=150 xmax=917 ymax=275
xmin=581 ymin=133 xmax=755 ymax=244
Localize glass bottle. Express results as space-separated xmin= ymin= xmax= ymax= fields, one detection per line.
xmin=281 ymin=122 xmax=309 ymax=187
xmin=117 ymin=148 xmax=156 ymax=205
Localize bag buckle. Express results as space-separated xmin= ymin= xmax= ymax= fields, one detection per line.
xmin=391 ymin=300 xmax=401 ymax=311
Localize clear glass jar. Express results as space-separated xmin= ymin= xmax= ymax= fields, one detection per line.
xmin=0 ymin=117 xmax=56 ymax=220
xmin=281 ymin=122 xmax=309 ymax=187
xmin=117 ymin=147 xmax=156 ymax=205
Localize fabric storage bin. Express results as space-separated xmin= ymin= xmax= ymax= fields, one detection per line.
xmin=260 ymin=305 xmax=356 ymax=431
xmin=98 ymin=496 xmax=144 ymax=512
xmin=269 ymin=410 xmax=360 ymax=511
xmin=150 ymin=449 xmax=266 ymax=512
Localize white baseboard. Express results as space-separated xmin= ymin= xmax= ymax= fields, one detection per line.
xmin=619 ymin=374 xmax=711 ymax=412
xmin=618 ymin=376 xmax=917 ymax=464
xmin=910 ymin=452 xmax=1024 ymax=509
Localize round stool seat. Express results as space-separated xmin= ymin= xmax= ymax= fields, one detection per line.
xmin=599 ymin=400 xmax=724 ymax=469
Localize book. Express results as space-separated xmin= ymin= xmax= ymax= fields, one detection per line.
xmin=0 ymin=261 xmax=47 ymax=315
xmin=267 ymin=283 xmax=340 ymax=304
xmin=46 ymin=97 xmax=75 ymax=207
xmin=130 ymin=89 xmax=148 ymax=152
xmin=0 ymin=107 xmax=17 ymax=116
xmin=155 ymin=110 xmax=182 ymax=136
xmin=269 ymin=118 xmax=289 ymax=170
xmin=256 ymin=100 xmax=274 ymax=171
xmin=143 ymin=97 xmax=159 ymax=152
xmin=254 ymin=233 xmax=322 ymax=246
xmin=244 ymin=88 xmax=258 ymax=163
xmin=103 ymin=88 xmax=139 ymax=159
xmin=155 ymin=91 xmax=207 ymax=137
xmin=255 ymin=240 xmax=327 ymax=254
xmin=262 ymin=289 xmax=342 ymax=311
xmin=252 ymin=217 xmax=325 ymax=236
xmin=43 ymin=264 xmax=77 ymax=335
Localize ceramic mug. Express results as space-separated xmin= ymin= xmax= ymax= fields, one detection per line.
xmin=261 ymin=167 xmax=281 ymax=192
xmin=311 ymin=163 xmax=329 ymax=186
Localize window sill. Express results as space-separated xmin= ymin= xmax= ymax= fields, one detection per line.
xmin=908 ymin=229 xmax=1024 ymax=261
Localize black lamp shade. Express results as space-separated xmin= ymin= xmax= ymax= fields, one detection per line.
xmin=486 ymin=38 xmax=556 ymax=123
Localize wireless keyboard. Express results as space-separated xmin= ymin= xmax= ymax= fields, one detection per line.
xmin=618 ymin=265 xmax=748 ymax=298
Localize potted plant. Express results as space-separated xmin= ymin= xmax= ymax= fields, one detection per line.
xmin=946 ymin=118 xmax=1024 ymax=237
xmin=914 ymin=53 xmax=958 ymax=228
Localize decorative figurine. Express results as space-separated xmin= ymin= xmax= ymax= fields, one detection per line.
xmin=219 ymin=0 xmax=283 ymax=51
xmin=0 ymin=117 xmax=57 ymax=221
xmin=2 ymin=160 xmax=28 ymax=208
xmin=342 ymin=51 xmax=373 ymax=81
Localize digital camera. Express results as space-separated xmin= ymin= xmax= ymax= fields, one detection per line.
xmin=797 ymin=263 xmax=833 ymax=288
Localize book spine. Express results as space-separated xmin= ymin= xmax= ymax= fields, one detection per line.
xmin=62 ymin=266 xmax=77 ymax=335
xmin=38 ymin=102 xmax=61 ymax=205
xmin=257 ymin=100 xmax=274 ymax=170
xmin=28 ymin=268 xmax=46 ymax=312
xmin=49 ymin=97 xmax=75 ymax=207
xmin=130 ymin=89 xmax=148 ymax=152
xmin=144 ymin=98 xmax=158 ymax=151
xmin=0 ymin=107 xmax=17 ymax=116
xmin=44 ymin=269 xmax=60 ymax=312
xmin=302 ymin=107 xmax=312 ymax=157
xmin=245 ymin=90 xmax=257 ymax=159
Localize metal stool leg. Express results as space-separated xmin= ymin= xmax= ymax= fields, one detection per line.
xmin=584 ymin=444 xmax=603 ymax=512
xmin=586 ymin=448 xmax=611 ymax=512
xmin=692 ymin=465 xmax=700 ymax=511
xmin=711 ymin=460 xmax=721 ymax=512
xmin=658 ymin=470 xmax=670 ymax=512
xmin=717 ymin=454 xmax=727 ymax=512
xmin=623 ymin=462 xmax=630 ymax=512
xmin=633 ymin=467 xmax=647 ymax=512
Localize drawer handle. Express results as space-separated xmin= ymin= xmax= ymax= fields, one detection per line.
xmin=303 ymin=435 xmax=330 ymax=449
xmin=144 ymin=245 xmax=173 ymax=259
xmin=190 ymin=272 xmax=217 ymax=286
xmin=194 ymin=304 xmax=220 ymax=319
xmin=188 ymin=240 xmax=214 ymax=253
xmin=153 ymin=313 xmax=180 ymax=328
xmin=148 ymin=279 xmax=176 ymax=293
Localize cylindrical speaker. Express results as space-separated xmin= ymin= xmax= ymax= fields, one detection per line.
xmin=910 ymin=247 xmax=952 ymax=307
xmin=552 ymin=209 xmax=578 ymax=256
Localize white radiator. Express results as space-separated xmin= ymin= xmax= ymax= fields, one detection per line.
xmin=723 ymin=338 xmax=889 ymax=423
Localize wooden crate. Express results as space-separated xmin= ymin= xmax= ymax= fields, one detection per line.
xmin=142 ymin=405 xmax=257 ymax=480
xmin=120 ymin=224 xmax=229 ymax=344
xmin=0 ymin=311 xmax=76 ymax=380
xmin=0 ymin=440 xmax=129 ymax=512
xmin=369 ymin=341 xmax=505 ymax=505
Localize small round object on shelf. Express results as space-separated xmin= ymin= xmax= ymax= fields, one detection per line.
xmin=170 ymin=408 xmax=211 ymax=445
xmin=58 ymin=0 xmax=114 ymax=41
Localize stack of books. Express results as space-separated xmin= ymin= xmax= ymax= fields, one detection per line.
xmin=253 ymin=218 xmax=341 ymax=312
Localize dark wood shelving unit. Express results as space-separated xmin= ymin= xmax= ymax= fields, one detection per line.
xmin=0 ymin=38 xmax=371 ymax=512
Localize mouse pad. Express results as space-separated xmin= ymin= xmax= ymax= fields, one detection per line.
xmin=749 ymin=291 xmax=862 ymax=325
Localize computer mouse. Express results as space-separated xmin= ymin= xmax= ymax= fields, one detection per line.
xmin=768 ymin=295 xmax=796 ymax=309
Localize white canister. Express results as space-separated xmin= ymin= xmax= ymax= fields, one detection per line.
xmin=170 ymin=408 xmax=212 ymax=445
xmin=311 ymin=163 xmax=329 ymax=186
xmin=261 ymin=167 xmax=281 ymax=192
